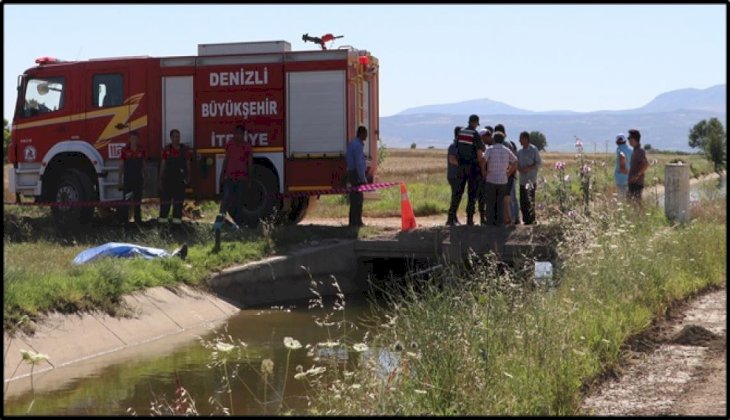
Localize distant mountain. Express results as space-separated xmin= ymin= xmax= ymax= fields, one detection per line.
xmin=397 ymin=98 xmax=536 ymax=116
xmin=380 ymin=85 xmax=726 ymax=152
xmin=632 ymin=84 xmax=726 ymax=114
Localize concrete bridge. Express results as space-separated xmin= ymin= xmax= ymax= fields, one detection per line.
xmin=354 ymin=225 xmax=556 ymax=264
xmin=209 ymin=225 xmax=557 ymax=308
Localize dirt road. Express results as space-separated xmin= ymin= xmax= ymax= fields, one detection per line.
xmin=581 ymin=286 xmax=726 ymax=416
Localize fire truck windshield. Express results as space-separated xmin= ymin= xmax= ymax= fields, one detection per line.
xmin=20 ymin=77 xmax=65 ymax=118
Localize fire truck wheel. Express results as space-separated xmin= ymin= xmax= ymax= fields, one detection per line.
xmin=282 ymin=196 xmax=310 ymax=225
xmin=236 ymin=166 xmax=279 ymax=227
xmin=50 ymin=168 xmax=95 ymax=225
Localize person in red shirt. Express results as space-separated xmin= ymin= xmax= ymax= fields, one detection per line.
xmin=158 ymin=129 xmax=192 ymax=224
xmin=218 ymin=124 xmax=253 ymax=224
xmin=119 ymin=131 xmax=146 ymax=223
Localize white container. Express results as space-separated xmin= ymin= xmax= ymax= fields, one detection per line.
xmin=534 ymin=261 xmax=553 ymax=284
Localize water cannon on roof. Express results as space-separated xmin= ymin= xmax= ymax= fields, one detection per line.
xmin=302 ymin=33 xmax=344 ymax=50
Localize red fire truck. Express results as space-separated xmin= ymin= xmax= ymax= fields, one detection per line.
xmin=8 ymin=39 xmax=380 ymax=226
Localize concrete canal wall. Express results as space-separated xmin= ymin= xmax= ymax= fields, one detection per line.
xmin=4 ymin=285 xmax=240 ymax=395
xmin=209 ymin=240 xmax=362 ymax=307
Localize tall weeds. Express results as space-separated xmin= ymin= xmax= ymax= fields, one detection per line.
xmin=303 ymin=195 xmax=725 ymax=415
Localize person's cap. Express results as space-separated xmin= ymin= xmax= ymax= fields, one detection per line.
xmin=484 ymin=125 xmax=493 ymax=135
xmin=616 ymin=133 xmax=626 ymax=143
xmin=468 ymin=114 xmax=480 ymax=123
xmin=478 ymin=128 xmax=488 ymax=137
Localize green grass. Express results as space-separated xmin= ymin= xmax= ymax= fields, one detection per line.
xmin=3 ymin=226 xmax=267 ymax=328
xmin=2 ymin=213 xmax=382 ymax=331
xmin=299 ymin=194 xmax=726 ymax=415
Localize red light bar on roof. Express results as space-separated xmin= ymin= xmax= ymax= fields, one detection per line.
xmin=35 ymin=57 xmax=62 ymax=65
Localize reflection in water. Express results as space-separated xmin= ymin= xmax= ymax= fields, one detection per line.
xmin=3 ymin=297 xmax=384 ymax=415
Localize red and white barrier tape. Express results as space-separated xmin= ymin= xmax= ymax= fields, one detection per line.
xmin=276 ymin=181 xmax=399 ymax=198
xmin=3 ymin=182 xmax=401 ymax=208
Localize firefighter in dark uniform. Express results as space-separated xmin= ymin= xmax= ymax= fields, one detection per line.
xmin=158 ymin=129 xmax=192 ymax=224
xmin=446 ymin=114 xmax=486 ymax=226
xmin=119 ymin=130 xmax=146 ymax=223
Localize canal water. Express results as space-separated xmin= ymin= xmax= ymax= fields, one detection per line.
xmin=3 ymin=295 xmax=385 ymax=415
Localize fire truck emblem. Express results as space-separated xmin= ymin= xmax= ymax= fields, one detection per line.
xmin=93 ymin=93 xmax=148 ymax=150
xmin=23 ymin=145 xmax=37 ymax=162
xmin=108 ymin=143 xmax=125 ymax=159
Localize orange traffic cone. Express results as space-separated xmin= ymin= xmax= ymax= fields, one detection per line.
xmin=400 ymin=182 xmax=417 ymax=232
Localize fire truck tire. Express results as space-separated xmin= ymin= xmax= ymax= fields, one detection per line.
xmin=282 ymin=196 xmax=310 ymax=225
xmin=236 ymin=165 xmax=279 ymax=227
xmin=50 ymin=168 xmax=95 ymax=225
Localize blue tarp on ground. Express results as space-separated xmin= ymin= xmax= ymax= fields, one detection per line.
xmin=73 ymin=242 xmax=172 ymax=265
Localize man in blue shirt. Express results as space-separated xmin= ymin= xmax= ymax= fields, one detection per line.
xmin=346 ymin=126 xmax=369 ymax=227
xmin=614 ymin=133 xmax=632 ymax=199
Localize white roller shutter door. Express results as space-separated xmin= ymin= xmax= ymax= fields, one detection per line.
xmin=286 ymin=70 xmax=346 ymax=157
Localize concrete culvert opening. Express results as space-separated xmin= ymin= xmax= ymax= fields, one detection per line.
xmin=358 ymin=257 xmax=445 ymax=300
xmin=357 ymin=252 xmax=557 ymax=304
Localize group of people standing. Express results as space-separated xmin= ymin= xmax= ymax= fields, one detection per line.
xmin=118 ymin=125 xmax=251 ymax=226
xmin=446 ymin=114 xmax=541 ymax=227
xmin=614 ymin=128 xmax=649 ymax=203
xmin=117 ymin=119 xmax=649 ymax=229
xmin=445 ymin=113 xmax=652 ymax=227
xmin=120 ymin=123 xmax=371 ymax=229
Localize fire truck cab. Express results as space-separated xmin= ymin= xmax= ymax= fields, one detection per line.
xmin=8 ymin=40 xmax=380 ymax=226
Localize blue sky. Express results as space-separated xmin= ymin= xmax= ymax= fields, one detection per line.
xmin=3 ymin=4 xmax=726 ymax=121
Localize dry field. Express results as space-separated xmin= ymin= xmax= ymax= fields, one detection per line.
xmin=377 ymin=148 xmax=711 ymax=185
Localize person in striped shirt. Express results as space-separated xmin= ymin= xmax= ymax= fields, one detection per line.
xmin=483 ymin=131 xmax=518 ymax=226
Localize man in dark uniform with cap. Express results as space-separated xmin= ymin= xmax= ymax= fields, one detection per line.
xmin=446 ymin=114 xmax=486 ymax=226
